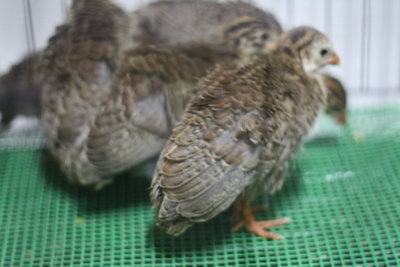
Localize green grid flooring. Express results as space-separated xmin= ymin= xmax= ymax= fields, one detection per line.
xmin=0 ymin=106 xmax=399 ymax=266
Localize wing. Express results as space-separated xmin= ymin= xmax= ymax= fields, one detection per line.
xmin=150 ymin=75 xmax=289 ymax=235
xmin=86 ymin=44 xmax=237 ymax=176
xmin=86 ymin=78 xmax=203 ymax=177
xmin=86 ymin=75 xmax=171 ymax=176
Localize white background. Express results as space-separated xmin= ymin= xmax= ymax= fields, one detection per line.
xmin=0 ymin=0 xmax=399 ymax=100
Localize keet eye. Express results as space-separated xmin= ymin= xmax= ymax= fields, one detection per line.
xmin=234 ymin=39 xmax=240 ymax=46
xmin=261 ymin=33 xmax=269 ymax=40
xmin=320 ymin=49 xmax=328 ymax=56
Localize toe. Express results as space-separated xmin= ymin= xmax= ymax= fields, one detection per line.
xmin=247 ymin=223 xmax=284 ymax=240
xmin=259 ymin=217 xmax=291 ymax=228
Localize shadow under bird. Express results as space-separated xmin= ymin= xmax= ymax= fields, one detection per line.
xmin=150 ymin=26 xmax=340 ymax=239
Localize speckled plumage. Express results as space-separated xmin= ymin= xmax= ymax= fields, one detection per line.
xmin=1 ymin=0 xmax=280 ymax=129
xmin=41 ymin=0 xmax=133 ymax=188
xmin=86 ymin=44 xmax=238 ymax=180
xmin=131 ymin=0 xmax=283 ymax=59
xmin=1 ymin=1 xmax=346 ymax=133
xmin=151 ymin=26 xmax=340 ymax=238
xmin=41 ymin=0 xmax=239 ymax=189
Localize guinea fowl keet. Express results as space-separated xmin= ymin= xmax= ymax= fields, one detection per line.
xmin=322 ymin=74 xmax=347 ymax=125
xmin=150 ymin=26 xmax=340 ymax=239
xmin=131 ymin=0 xmax=283 ymax=59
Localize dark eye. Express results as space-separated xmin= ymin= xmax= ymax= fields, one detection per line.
xmin=261 ymin=33 xmax=269 ymax=40
xmin=234 ymin=39 xmax=240 ymax=46
xmin=320 ymin=49 xmax=328 ymax=56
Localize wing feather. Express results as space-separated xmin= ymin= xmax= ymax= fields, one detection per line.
xmin=86 ymin=83 xmax=169 ymax=175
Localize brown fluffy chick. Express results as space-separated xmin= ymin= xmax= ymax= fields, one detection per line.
xmin=41 ymin=0 xmax=133 ymax=188
xmin=322 ymin=74 xmax=347 ymax=125
xmin=150 ymin=26 xmax=340 ymax=239
xmin=131 ymin=0 xmax=283 ymax=59
xmin=0 ymin=52 xmax=43 ymax=128
xmin=85 ymin=44 xmax=237 ymax=182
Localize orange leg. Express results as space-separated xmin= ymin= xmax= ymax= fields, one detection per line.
xmin=232 ymin=200 xmax=290 ymax=240
xmin=232 ymin=202 xmax=266 ymax=222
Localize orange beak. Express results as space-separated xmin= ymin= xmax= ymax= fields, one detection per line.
xmin=337 ymin=114 xmax=347 ymax=125
xmin=328 ymin=53 xmax=340 ymax=65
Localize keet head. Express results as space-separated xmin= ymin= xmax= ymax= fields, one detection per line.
xmin=275 ymin=26 xmax=340 ymax=72
xmin=219 ymin=16 xmax=282 ymax=59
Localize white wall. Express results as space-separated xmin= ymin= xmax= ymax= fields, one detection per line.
xmin=0 ymin=0 xmax=399 ymax=96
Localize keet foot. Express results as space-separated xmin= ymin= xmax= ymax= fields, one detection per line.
xmin=232 ymin=200 xmax=290 ymax=240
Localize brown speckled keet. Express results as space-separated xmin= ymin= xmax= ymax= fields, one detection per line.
xmin=150 ymin=26 xmax=340 ymax=239
xmin=322 ymin=74 xmax=347 ymax=125
xmin=131 ymin=0 xmax=283 ymax=59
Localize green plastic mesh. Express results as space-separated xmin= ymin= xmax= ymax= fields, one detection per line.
xmin=0 ymin=105 xmax=399 ymax=267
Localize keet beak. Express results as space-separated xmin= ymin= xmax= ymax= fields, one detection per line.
xmin=337 ymin=114 xmax=346 ymax=125
xmin=328 ymin=53 xmax=340 ymax=65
